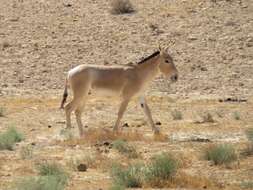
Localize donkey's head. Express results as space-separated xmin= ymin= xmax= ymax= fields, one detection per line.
xmin=158 ymin=47 xmax=178 ymax=82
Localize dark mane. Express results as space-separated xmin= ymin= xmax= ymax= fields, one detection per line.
xmin=137 ymin=51 xmax=160 ymax=65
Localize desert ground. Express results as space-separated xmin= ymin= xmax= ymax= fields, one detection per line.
xmin=0 ymin=0 xmax=252 ymax=190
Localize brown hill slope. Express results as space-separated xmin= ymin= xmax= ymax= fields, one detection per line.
xmin=0 ymin=0 xmax=252 ymax=98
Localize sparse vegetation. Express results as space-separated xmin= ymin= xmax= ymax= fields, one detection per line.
xmin=171 ymin=109 xmax=183 ymax=120
xmin=204 ymin=144 xmax=237 ymax=165
xmin=201 ymin=112 xmax=214 ymax=123
xmin=109 ymin=184 xmax=125 ymax=190
xmin=110 ymin=0 xmax=135 ymax=14
xmin=0 ymin=107 xmax=5 ymax=117
xmin=14 ymin=162 xmax=68 ymax=190
xmin=110 ymin=163 xmax=143 ymax=188
xmin=244 ymin=128 xmax=253 ymax=155
xmin=112 ymin=139 xmax=138 ymax=158
xmin=0 ymin=127 xmax=24 ymax=150
xmin=241 ymin=181 xmax=253 ymax=189
xmin=245 ymin=128 xmax=253 ymax=142
xmin=144 ymin=153 xmax=178 ymax=187
xmin=20 ymin=145 xmax=33 ymax=159
xmin=215 ymin=109 xmax=225 ymax=118
xmin=233 ymin=111 xmax=240 ymax=120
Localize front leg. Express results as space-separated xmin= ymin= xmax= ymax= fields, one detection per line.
xmin=113 ymin=99 xmax=130 ymax=132
xmin=139 ymin=96 xmax=160 ymax=134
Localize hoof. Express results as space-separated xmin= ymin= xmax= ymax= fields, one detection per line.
xmin=79 ymin=132 xmax=86 ymax=138
xmin=153 ymin=128 xmax=160 ymax=135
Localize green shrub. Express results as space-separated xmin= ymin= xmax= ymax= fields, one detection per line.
xmin=110 ymin=163 xmax=143 ymax=188
xmin=112 ymin=139 xmax=138 ymax=158
xmin=241 ymin=181 xmax=253 ymax=189
xmin=110 ymin=0 xmax=135 ymax=14
xmin=204 ymin=144 xmax=237 ymax=165
xmin=15 ymin=176 xmax=67 ymax=190
xmin=109 ymin=184 xmax=125 ymax=190
xmin=171 ymin=110 xmax=183 ymax=120
xmin=144 ymin=153 xmax=177 ymax=186
xmin=0 ymin=127 xmax=24 ymax=150
xmin=14 ymin=162 xmax=68 ymax=190
xmin=233 ymin=111 xmax=240 ymax=120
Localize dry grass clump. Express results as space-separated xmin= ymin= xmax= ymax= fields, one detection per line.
xmin=84 ymin=128 xmax=145 ymax=143
xmin=0 ymin=107 xmax=5 ymax=117
xmin=20 ymin=145 xmax=34 ymax=159
xmin=171 ymin=109 xmax=183 ymax=120
xmin=14 ymin=162 xmax=68 ymax=190
xmin=243 ymin=128 xmax=253 ymax=156
xmin=171 ymin=172 xmax=217 ymax=189
xmin=201 ymin=112 xmax=215 ymax=123
xmin=153 ymin=132 xmax=168 ymax=142
xmin=204 ymin=144 xmax=237 ymax=165
xmin=110 ymin=0 xmax=135 ymax=14
xmin=67 ymin=152 xmax=112 ymax=171
xmin=0 ymin=127 xmax=24 ymax=150
xmin=245 ymin=128 xmax=253 ymax=142
xmin=112 ymin=139 xmax=139 ymax=158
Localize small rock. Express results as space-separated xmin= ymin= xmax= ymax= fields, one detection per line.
xmin=9 ymin=17 xmax=19 ymax=22
xmin=77 ymin=164 xmax=87 ymax=172
xmin=19 ymin=79 xmax=24 ymax=83
xmin=200 ymin=67 xmax=208 ymax=71
xmin=122 ymin=123 xmax=129 ymax=128
xmin=155 ymin=121 xmax=162 ymax=125
xmin=188 ymin=36 xmax=198 ymax=41
xmin=64 ymin=3 xmax=72 ymax=7
xmin=103 ymin=141 xmax=110 ymax=146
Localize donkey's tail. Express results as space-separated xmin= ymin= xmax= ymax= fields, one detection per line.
xmin=60 ymin=77 xmax=68 ymax=109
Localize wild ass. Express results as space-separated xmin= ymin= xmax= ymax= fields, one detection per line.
xmin=60 ymin=48 xmax=178 ymax=137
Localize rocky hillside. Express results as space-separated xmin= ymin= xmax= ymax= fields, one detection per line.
xmin=0 ymin=0 xmax=252 ymax=98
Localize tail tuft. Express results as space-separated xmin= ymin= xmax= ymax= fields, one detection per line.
xmin=60 ymin=78 xmax=68 ymax=109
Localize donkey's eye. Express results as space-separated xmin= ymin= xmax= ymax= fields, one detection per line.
xmin=165 ymin=60 xmax=169 ymax=63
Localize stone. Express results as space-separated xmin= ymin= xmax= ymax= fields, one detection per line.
xmin=77 ymin=164 xmax=87 ymax=172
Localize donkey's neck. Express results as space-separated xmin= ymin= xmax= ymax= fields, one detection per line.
xmin=135 ymin=55 xmax=160 ymax=81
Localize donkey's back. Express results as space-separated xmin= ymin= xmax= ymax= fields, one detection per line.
xmin=68 ymin=64 xmax=137 ymax=97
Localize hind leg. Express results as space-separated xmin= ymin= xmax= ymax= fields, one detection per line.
xmin=65 ymin=84 xmax=89 ymax=129
xmin=75 ymin=99 xmax=86 ymax=137
xmin=65 ymin=98 xmax=82 ymax=129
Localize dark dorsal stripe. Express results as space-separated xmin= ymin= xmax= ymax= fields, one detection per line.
xmin=137 ymin=51 xmax=160 ymax=65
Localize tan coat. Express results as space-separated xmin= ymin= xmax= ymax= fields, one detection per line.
xmin=61 ymin=49 xmax=178 ymax=137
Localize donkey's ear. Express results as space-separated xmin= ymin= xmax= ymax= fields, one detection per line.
xmin=165 ymin=47 xmax=170 ymax=53
xmin=158 ymin=44 xmax=162 ymax=52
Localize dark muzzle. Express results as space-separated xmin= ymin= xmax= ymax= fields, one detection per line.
xmin=170 ymin=73 xmax=178 ymax=82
